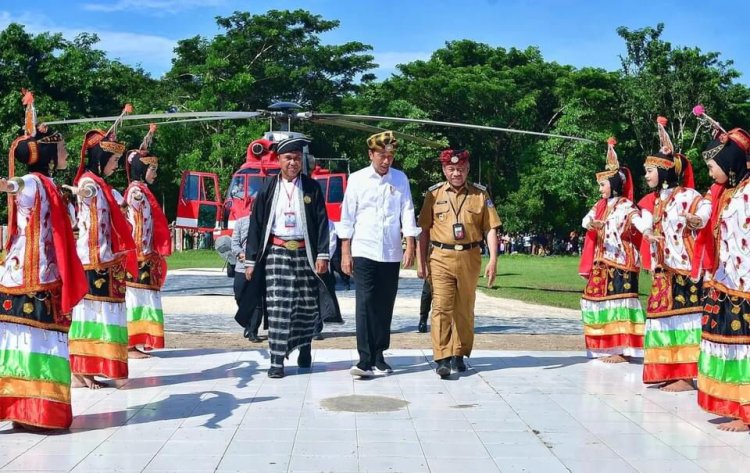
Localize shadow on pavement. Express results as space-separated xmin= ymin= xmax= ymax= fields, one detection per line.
xmin=120 ymin=360 xmax=260 ymax=390
xmin=70 ymin=392 xmax=277 ymax=430
xmin=469 ymin=354 xmax=590 ymax=371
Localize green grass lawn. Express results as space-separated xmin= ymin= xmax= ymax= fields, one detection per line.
xmin=166 ymin=249 xmax=225 ymax=270
xmin=166 ymin=250 xmax=652 ymax=311
xmin=478 ymin=254 xmax=653 ymax=311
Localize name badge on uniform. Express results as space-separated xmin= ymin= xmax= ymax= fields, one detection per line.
xmin=453 ymin=223 xmax=465 ymax=240
xmin=284 ymin=212 xmax=297 ymax=228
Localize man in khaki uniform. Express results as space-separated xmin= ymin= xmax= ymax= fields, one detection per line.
xmin=417 ymin=149 xmax=501 ymax=378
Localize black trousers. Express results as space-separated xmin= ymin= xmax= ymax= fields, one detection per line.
xmin=234 ymin=271 xmax=263 ymax=336
xmin=420 ymin=279 xmax=432 ymax=321
xmin=353 ymin=257 xmax=400 ymax=368
xmin=320 ymin=271 xmax=343 ymax=324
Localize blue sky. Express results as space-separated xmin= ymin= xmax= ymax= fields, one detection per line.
xmin=2 ymin=0 xmax=749 ymax=83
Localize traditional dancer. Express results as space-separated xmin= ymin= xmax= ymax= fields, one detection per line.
xmin=124 ymin=125 xmax=171 ymax=358
xmin=691 ymin=105 xmax=750 ymax=431
xmin=638 ymin=116 xmax=710 ymax=391
xmin=0 ymin=91 xmax=87 ymax=430
xmin=579 ymin=138 xmax=646 ymax=363
xmin=67 ymin=106 xmax=138 ymax=389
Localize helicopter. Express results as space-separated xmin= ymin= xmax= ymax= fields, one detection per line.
xmin=45 ymin=101 xmax=594 ymax=237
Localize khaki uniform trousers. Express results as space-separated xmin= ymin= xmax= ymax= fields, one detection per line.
xmin=429 ymin=246 xmax=482 ymax=360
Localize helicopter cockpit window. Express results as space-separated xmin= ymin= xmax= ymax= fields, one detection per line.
xmin=247 ymin=176 xmax=264 ymax=199
xmin=229 ymin=176 xmax=245 ymax=199
xmin=328 ymin=176 xmax=344 ymax=204
xmin=183 ymin=175 xmax=202 ymax=201
xmin=204 ymin=177 xmax=218 ymax=202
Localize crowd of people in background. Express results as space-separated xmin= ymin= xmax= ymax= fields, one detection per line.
xmin=489 ymin=231 xmax=581 ymax=256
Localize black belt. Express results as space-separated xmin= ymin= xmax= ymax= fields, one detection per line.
xmin=431 ymin=241 xmax=482 ymax=251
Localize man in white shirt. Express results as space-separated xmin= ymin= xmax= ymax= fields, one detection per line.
xmin=339 ymin=131 xmax=420 ymax=377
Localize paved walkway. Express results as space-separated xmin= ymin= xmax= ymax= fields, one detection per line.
xmin=161 ymin=269 xmax=582 ymax=335
xmin=1 ymin=349 xmax=748 ymax=472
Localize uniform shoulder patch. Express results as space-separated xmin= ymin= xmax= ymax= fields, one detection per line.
xmin=472 ymin=182 xmax=487 ymax=191
xmin=428 ymin=182 xmax=445 ymax=192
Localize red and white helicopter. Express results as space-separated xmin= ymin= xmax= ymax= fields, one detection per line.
xmin=47 ymin=101 xmax=594 ymax=239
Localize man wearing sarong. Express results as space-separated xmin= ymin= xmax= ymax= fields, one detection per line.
xmin=238 ymin=136 xmax=334 ymax=378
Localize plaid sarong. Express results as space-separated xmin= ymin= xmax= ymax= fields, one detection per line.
xmin=266 ymin=246 xmax=319 ymax=368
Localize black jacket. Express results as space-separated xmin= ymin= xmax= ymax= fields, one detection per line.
xmin=235 ymin=174 xmax=339 ymax=327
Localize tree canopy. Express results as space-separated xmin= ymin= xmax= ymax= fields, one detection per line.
xmin=0 ymin=14 xmax=747 ymax=233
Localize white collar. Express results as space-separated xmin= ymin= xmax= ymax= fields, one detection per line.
xmin=368 ymin=164 xmax=391 ymax=180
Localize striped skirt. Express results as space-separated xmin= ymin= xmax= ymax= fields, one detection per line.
xmin=68 ymin=300 xmax=128 ymax=379
xmin=0 ymin=321 xmax=72 ymax=429
xmin=643 ymin=270 xmax=702 ymax=383
xmin=698 ymin=286 xmax=750 ymax=422
xmin=265 ymin=246 xmax=319 ymax=368
xmin=125 ymin=287 xmax=165 ymax=349
xmin=581 ymin=264 xmax=645 ymax=358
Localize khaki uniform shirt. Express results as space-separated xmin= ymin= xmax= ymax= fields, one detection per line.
xmin=418 ymin=182 xmax=502 ymax=243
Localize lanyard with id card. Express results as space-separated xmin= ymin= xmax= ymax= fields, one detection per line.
xmin=450 ymin=190 xmax=468 ymax=241
xmin=282 ymin=178 xmax=298 ymax=228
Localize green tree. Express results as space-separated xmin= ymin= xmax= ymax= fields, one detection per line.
xmin=0 ymin=23 xmax=157 ymax=219
xmin=616 ymin=23 xmax=749 ymax=192
xmin=159 ymin=9 xmax=377 ymax=216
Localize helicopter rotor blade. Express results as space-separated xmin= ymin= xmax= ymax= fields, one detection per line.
xmin=311 ymin=118 xmax=446 ymax=149
xmin=121 ymin=113 xmax=265 ymax=128
xmin=44 ymin=111 xmax=264 ymax=126
xmin=308 ymin=113 xmax=595 ymax=144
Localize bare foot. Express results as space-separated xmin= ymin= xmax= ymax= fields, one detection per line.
xmin=128 ymin=347 xmax=151 ymax=359
xmin=660 ymin=379 xmax=695 ymax=392
xmin=71 ymin=374 xmax=108 ymax=390
xmin=70 ymin=374 xmax=86 ymax=388
xmin=717 ymin=419 xmax=750 ymax=432
xmin=600 ymin=354 xmax=629 ymax=364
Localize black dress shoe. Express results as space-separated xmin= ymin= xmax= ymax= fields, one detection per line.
xmin=268 ymin=366 xmax=284 ymax=378
xmin=453 ymin=356 xmax=467 ymax=372
xmin=417 ymin=319 xmax=428 ymax=333
xmin=247 ymin=335 xmax=262 ymax=343
xmin=298 ymin=345 xmax=312 ymax=368
xmin=436 ymin=359 xmax=451 ymax=378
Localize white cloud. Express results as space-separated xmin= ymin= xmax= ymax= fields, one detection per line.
xmin=0 ymin=10 xmax=176 ymax=76
xmin=76 ymin=30 xmax=176 ymax=69
xmin=82 ymin=0 xmax=226 ymax=13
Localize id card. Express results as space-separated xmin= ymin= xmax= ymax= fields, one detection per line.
xmin=284 ymin=212 xmax=297 ymax=228
xmin=453 ymin=223 xmax=465 ymax=240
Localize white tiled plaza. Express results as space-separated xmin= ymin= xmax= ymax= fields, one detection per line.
xmin=1 ymin=348 xmax=748 ymax=472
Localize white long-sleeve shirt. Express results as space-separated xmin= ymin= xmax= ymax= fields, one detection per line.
xmin=270 ymin=177 xmax=304 ymax=239
xmin=635 ymin=187 xmax=711 ymax=273
xmin=328 ymin=220 xmax=338 ymax=256
xmin=338 ymin=164 xmax=420 ymax=263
